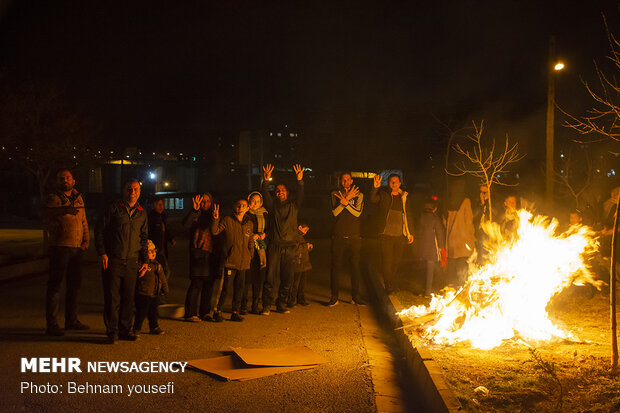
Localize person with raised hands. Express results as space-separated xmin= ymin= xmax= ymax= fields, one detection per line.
xmin=260 ymin=163 xmax=305 ymax=314
xmin=210 ymin=200 xmax=255 ymax=322
xmin=328 ymin=172 xmax=366 ymax=307
xmin=369 ymin=173 xmax=415 ymax=294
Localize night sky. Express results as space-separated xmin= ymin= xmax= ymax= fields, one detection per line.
xmin=1 ymin=0 xmax=619 ymax=168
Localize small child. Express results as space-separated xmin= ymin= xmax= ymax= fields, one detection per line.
xmin=210 ymin=199 xmax=255 ymax=322
xmin=134 ymin=240 xmax=169 ymax=335
xmin=288 ymin=223 xmax=312 ymax=307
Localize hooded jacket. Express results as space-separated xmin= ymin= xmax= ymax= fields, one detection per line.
xmin=369 ymin=187 xmax=414 ymax=239
xmin=211 ymin=215 xmax=254 ymax=271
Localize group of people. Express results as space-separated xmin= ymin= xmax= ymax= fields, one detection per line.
xmin=42 ymin=165 xmax=619 ymax=344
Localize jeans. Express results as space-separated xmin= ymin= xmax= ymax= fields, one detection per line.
xmin=330 ymin=236 xmax=362 ymax=300
xmin=289 ymin=271 xmax=307 ymax=305
xmin=241 ymin=252 xmax=266 ymax=312
xmin=46 ymin=246 xmax=83 ymax=328
xmin=133 ymin=294 xmax=160 ymax=331
xmin=263 ymin=244 xmax=296 ymax=310
xmin=380 ymin=235 xmax=406 ymax=290
xmin=102 ymin=257 xmax=139 ymax=336
xmin=184 ymin=276 xmax=215 ymax=318
xmin=213 ymin=268 xmax=245 ymax=313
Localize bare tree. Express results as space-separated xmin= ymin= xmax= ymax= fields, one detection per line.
xmin=0 ymin=82 xmax=96 ymax=202
xmin=554 ymin=147 xmax=594 ymax=211
xmin=561 ymin=15 xmax=619 ymax=373
xmin=448 ymin=120 xmax=524 ymax=221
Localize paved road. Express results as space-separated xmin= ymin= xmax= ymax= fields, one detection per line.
xmin=0 ymin=234 xmax=417 ymax=412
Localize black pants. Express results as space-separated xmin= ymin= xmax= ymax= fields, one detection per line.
xmin=241 ymin=253 xmax=266 ymax=311
xmin=184 ymin=276 xmax=215 ymax=318
xmin=289 ymin=271 xmax=307 ymax=305
xmin=263 ymin=244 xmax=296 ymax=310
xmin=46 ymin=246 xmax=83 ymax=328
xmin=133 ymin=294 xmax=159 ymax=331
xmin=330 ymin=236 xmax=362 ymax=301
xmin=213 ymin=268 xmax=245 ymax=313
xmin=102 ymin=258 xmax=139 ymax=336
xmin=381 ymin=235 xmax=406 ymax=290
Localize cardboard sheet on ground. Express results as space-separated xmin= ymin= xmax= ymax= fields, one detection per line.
xmin=232 ymin=345 xmax=329 ymax=366
xmin=188 ymin=355 xmax=316 ymax=381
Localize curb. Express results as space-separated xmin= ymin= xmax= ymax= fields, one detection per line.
xmin=364 ymin=267 xmax=462 ymax=413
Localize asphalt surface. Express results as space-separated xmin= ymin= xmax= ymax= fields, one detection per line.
xmin=0 ymin=234 xmax=399 ymax=412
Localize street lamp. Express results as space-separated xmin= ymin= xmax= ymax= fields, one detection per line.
xmin=545 ymin=36 xmax=564 ymax=205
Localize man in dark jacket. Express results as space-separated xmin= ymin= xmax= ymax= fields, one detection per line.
xmin=260 ymin=163 xmax=305 ymax=314
xmin=370 ymin=173 xmax=414 ymax=293
xmin=43 ymin=169 xmax=90 ymax=336
xmin=328 ymin=172 xmax=366 ymax=306
xmin=95 ymin=178 xmax=148 ymax=343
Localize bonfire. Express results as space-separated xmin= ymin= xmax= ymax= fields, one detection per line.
xmin=399 ymin=209 xmax=604 ymax=349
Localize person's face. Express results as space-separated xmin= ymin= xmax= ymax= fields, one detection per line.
xmin=200 ymin=195 xmax=212 ymax=211
xmin=148 ymin=248 xmax=157 ymax=261
xmin=153 ymin=200 xmax=164 ymax=214
xmin=504 ymin=196 xmax=517 ymax=211
xmin=123 ymin=182 xmax=141 ymax=205
xmin=234 ymin=200 xmax=249 ymax=215
xmin=388 ymin=176 xmax=401 ymax=192
xmin=57 ymin=170 xmax=75 ymax=192
xmin=249 ymin=194 xmax=262 ymax=210
xmin=340 ymin=174 xmax=353 ymax=190
xmin=569 ymin=213 xmax=582 ymax=225
xmin=479 ymin=185 xmax=489 ymax=203
xmin=298 ymin=225 xmax=309 ymax=235
xmin=276 ymin=185 xmax=288 ymax=202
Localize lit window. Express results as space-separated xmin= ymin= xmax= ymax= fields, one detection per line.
xmin=277 ymin=133 xmax=281 ymax=137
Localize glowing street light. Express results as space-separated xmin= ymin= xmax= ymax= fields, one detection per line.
xmin=149 ymin=172 xmax=157 ymax=180
xmin=554 ymin=62 xmax=565 ymax=71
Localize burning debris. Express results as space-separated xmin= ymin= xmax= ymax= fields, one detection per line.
xmin=400 ymin=210 xmax=604 ymax=349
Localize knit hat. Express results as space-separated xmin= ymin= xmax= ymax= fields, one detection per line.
xmin=147 ymin=240 xmax=157 ymax=251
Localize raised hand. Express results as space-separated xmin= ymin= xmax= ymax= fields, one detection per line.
xmin=212 ymin=204 xmax=220 ymax=219
xmin=373 ymin=174 xmax=382 ymax=188
xmin=263 ymin=164 xmax=274 ymax=181
xmin=346 ymin=185 xmax=360 ymax=200
xmin=407 ymin=234 xmax=414 ymax=244
xmin=293 ymin=164 xmax=305 ymax=181
xmin=334 ymin=191 xmax=349 ymax=206
xmin=192 ymin=195 xmax=203 ymax=211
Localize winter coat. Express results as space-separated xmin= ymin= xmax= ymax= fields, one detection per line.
xmin=417 ymin=210 xmax=446 ymax=261
xmin=95 ymin=199 xmax=148 ymax=262
xmin=136 ymin=259 xmax=169 ymax=297
xmin=369 ymin=187 xmax=414 ymax=239
xmin=445 ymin=198 xmax=475 ymax=259
xmin=44 ymin=188 xmax=89 ymax=249
xmin=261 ymin=179 xmax=304 ymax=247
xmin=211 ymin=215 xmax=254 ymax=271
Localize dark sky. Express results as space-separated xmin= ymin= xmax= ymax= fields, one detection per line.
xmin=1 ymin=0 xmax=619 ymax=167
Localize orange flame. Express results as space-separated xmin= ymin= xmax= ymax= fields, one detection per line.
xmin=399 ymin=210 xmax=603 ymax=349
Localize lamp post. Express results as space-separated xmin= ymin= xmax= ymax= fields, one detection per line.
xmin=545 ymin=36 xmax=564 ymax=205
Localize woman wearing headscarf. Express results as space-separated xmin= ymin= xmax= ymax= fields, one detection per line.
xmin=241 ymin=191 xmax=269 ymax=314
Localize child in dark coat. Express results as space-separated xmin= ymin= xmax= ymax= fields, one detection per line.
xmin=288 ymin=224 xmax=312 ymax=307
xmin=134 ymin=240 xmax=169 ymax=335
